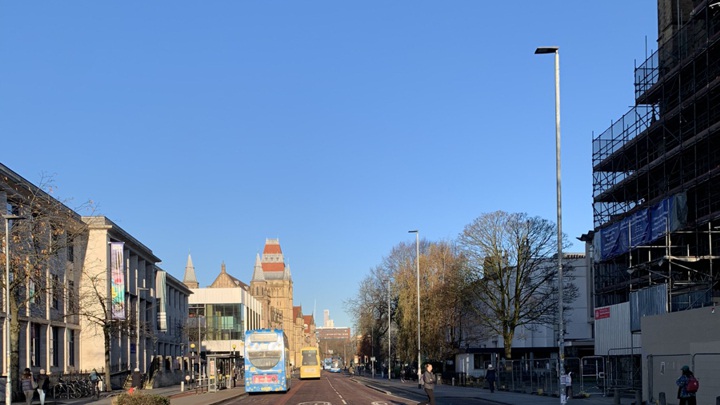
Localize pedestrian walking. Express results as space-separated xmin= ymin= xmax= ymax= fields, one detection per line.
xmin=20 ymin=368 xmax=35 ymax=405
xmin=131 ymin=367 xmax=143 ymax=390
xmin=418 ymin=363 xmax=436 ymax=405
xmin=676 ymin=365 xmax=698 ymax=405
xmin=36 ymin=369 xmax=50 ymax=405
xmin=485 ymin=364 xmax=497 ymax=393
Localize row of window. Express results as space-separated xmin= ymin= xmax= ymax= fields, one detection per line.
xmin=28 ymin=324 xmax=76 ymax=368
xmin=189 ymin=304 xmax=246 ymax=341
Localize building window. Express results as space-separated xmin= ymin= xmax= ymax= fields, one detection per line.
xmin=67 ymin=280 xmax=76 ymax=313
xmin=66 ymin=240 xmax=74 ymax=263
xmin=32 ymin=324 xmax=41 ymax=367
xmin=205 ymin=304 xmax=244 ymax=340
xmin=29 ymin=280 xmax=40 ymax=305
xmin=51 ymin=327 xmax=59 ymax=367
xmin=51 ymin=274 xmax=60 ymax=309
xmin=68 ymin=329 xmax=75 ymax=366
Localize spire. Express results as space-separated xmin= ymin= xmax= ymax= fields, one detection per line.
xmin=182 ymin=252 xmax=199 ymax=289
xmin=252 ymin=253 xmax=265 ymax=282
xmin=284 ymin=263 xmax=292 ymax=281
xmin=261 ymin=239 xmax=285 ymax=272
xmin=221 ymin=261 xmax=227 ymax=273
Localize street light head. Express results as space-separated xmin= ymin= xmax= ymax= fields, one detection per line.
xmin=535 ymin=46 xmax=559 ymax=54
xmin=1 ymin=214 xmax=25 ymax=221
xmin=408 ymin=230 xmax=418 ymax=234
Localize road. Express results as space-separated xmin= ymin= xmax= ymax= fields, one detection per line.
xmin=228 ymin=371 xmax=497 ymax=405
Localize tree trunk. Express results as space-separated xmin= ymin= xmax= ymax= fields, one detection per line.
xmin=9 ymin=292 xmax=20 ymax=401
xmin=502 ymin=328 xmax=514 ymax=360
xmin=104 ymin=325 xmax=112 ymax=391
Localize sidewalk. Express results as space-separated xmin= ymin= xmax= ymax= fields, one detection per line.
xmin=354 ymin=375 xmax=641 ymax=405
xmin=48 ymin=384 xmax=246 ymax=405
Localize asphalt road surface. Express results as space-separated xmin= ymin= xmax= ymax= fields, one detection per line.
xmin=229 ymin=371 xmax=496 ymax=405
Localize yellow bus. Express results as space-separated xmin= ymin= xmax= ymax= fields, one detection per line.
xmin=299 ymin=347 xmax=322 ymax=379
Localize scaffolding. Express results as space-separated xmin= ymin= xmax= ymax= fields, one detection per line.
xmin=591 ymin=2 xmax=720 ymax=308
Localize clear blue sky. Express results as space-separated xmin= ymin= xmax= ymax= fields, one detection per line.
xmin=1 ymin=1 xmax=657 ymax=331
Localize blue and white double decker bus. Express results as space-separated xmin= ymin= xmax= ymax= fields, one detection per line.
xmin=244 ymin=329 xmax=291 ymax=393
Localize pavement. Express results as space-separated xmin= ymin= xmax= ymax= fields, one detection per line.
xmin=38 ymin=375 xmax=641 ymax=405
xmin=355 ymin=375 xmax=641 ymax=405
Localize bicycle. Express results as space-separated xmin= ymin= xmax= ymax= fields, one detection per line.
xmin=91 ymin=379 xmax=101 ymax=400
xmin=52 ymin=379 xmax=70 ymax=400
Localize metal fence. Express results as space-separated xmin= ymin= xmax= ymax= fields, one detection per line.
xmin=443 ymin=354 xmax=643 ymax=400
xmin=446 ymin=352 xmax=720 ymax=402
xmin=489 ymin=356 xmax=610 ymax=398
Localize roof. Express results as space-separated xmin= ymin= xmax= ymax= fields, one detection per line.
xmin=262 ymin=262 xmax=285 ymax=272
xmin=263 ymin=239 xmax=283 ymax=254
xmin=209 ymin=262 xmax=249 ymax=289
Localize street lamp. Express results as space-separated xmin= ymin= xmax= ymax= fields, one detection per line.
xmin=190 ymin=343 xmax=196 ymax=382
xmin=408 ymin=230 xmax=421 ymax=388
xmin=3 ymin=214 xmax=24 ymax=405
xmin=534 ymin=45 xmax=565 ymax=405
xmin=232 ymin=343 xmax=236 ymax=387
xmin=387 ymin=277 xmax=391 ymax=381
xmin=193 ymin=310 xmax=204 ymax=380
xmin=136 ymin=287 xmax=152 ymax=371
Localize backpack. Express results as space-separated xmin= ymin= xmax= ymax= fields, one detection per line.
xmin=686 ymin=375 xmax=699 ymax=393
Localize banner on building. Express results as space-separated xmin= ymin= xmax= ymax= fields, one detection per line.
xmin=594 ymin=192 xmax=687 ymax=261
xmin=111 ymin=242 xmax=126 ymax=320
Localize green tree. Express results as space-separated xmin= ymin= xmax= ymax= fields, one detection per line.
xmin=394 ymin=240 xmax=478 ymax=371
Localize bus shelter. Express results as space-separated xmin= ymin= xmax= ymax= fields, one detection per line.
xmin=206 ymin=353 xmax=243 ymax=391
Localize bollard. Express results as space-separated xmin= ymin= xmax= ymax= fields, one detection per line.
xmin=635 ymin=390 xmax=641 ymax=405
xmin=614 ymin=388 xmax=620 ymax=405
xmin=452 ymin=377 xmax=455 ymax=386
xmin=658 ymin=391 xmax=666 ymax=405
xmin=181 ymin=381 xmax=184 ymax=392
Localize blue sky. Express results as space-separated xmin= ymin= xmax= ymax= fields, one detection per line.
xmin=0 ymin=1 xmax=657 ymax=331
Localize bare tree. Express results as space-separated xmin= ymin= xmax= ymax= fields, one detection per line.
xmin=74 ymin=259 xmax=125 ymax=387
xmin=1 ymin=173 xmax=93 ymax=398
xmin=458 ymin=211 xmax=577 ymax=360
xmin=345 ymin=267 xmax=391 ymax=371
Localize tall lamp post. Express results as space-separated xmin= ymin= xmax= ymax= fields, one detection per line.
xmin=196 ymin=312 xmax=204 ymax=380
xmin=408 ymin=230 xmax=421 ymax=388
xmin=3 ymin=214 xmax=24 ymax=405
xmin=534 ymin=45 xmax=565 ymax=405
xmin=387 ymin=277 xmax=391 ymax=381
xmin=190 ymin=343 xmax=196 ymax=382
xmin=136 ymin=287 xmax=152 ymax=371
xmin=232 ymin=343 xmax=236 ymax=387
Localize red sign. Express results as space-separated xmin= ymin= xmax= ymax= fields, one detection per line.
xmin=595 ymin=307 xmax=610 ymax=319
xmin=253 ymin=374 xmax=278 ymax=384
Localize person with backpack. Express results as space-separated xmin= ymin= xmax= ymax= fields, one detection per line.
xmin=676 ymin=365 xmax=698 ymax=405
xmin=89 ymin=369 xmax=101 ymax=399
xmin=418 ymin=363 xmax=436 ymax=405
